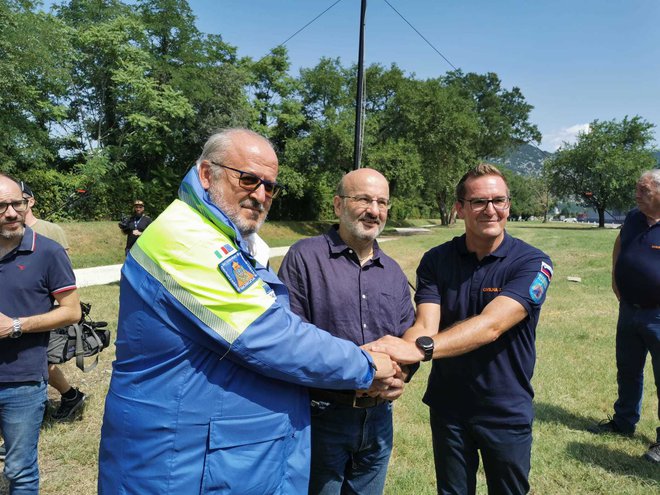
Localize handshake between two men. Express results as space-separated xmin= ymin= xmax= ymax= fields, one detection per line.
xmin=361 ymin=335 xmax=429 ymax=402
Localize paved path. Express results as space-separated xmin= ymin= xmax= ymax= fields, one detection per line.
xmin=73 ymin=241 xmax=399 ymax=288
xmin=73 ymin=245 xmax=294 ymax=288
xmin=74 ymin=264 xmax=124 ymax=288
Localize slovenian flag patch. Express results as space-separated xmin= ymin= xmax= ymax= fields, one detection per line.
xmin=540 ymin=261 xmax=553 ymax=281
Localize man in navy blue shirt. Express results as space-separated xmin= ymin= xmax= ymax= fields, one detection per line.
xmin=588 ymin=169 xmax=660 ymax=464
xmin=371 ymin=164 xmax=552 ymax=494
xmin=0 ymin=174 xmax=81 ymax=494
xmin=20 ymin=182 xmax=87 ymax=422
xmin=279 ymin=168 xmax=414 ymax=495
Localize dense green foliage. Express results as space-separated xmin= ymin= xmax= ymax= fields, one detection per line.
xmin=545 ymin=116 xmax=657 ymax=227
xmin=3 ymin=1 xmax=654 ymax=224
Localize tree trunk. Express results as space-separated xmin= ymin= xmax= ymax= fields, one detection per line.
xmin=598 ymin=207 xmax=606 ymax=228
xmin=439 ymin=207 xmax=450 ymax=226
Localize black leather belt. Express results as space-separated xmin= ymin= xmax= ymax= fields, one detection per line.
xmin=309 ymin=389 xmax=385 ymax=408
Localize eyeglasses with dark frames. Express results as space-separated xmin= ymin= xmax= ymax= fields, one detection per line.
xmin=339 ymin=195 xmax=392 ymax=211
xmin=459 ymin=197 xmax=510 ymax=212
xmin=0 ymin=199 xmax=29 ymax=215
xmin=209 ymin=161 xmax=284 ymax=199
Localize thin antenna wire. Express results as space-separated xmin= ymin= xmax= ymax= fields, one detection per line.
xmin=383 ymin=0 xmax=458 ymax=71
xmin=276 ymin=0 xmax=345 ymax=48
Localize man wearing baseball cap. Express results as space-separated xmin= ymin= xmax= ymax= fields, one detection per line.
xmin=119 ymin=199 xmax=152 ymax=256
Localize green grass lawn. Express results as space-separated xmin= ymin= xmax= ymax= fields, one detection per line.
xmin=61 ymin=218 xmax=443 ymax=268
xmin=62 ymin=220 xmax=335 ymax=268
xmin=16 ymin=221 xmax=660 ymax=494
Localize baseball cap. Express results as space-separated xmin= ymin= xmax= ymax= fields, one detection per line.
xmin=134 ymin=200 xmax=145 ymax=206
xmin=20 ymin=181 xmax=34 ymax=198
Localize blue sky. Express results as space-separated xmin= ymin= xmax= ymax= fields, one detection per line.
xmin=186 ymin=0 xmax=659 ymax=152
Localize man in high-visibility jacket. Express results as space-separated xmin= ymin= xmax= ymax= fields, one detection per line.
xmin=98 ymin=128 xmax=397 ymax=494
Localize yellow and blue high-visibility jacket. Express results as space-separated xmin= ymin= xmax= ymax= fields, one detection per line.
xmin=98 ymin=167 xmax=376 ymax=494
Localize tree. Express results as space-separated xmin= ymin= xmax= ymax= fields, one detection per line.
xmin=136 ymin=0 xmax=251 ymax=174
xmin=0 ymin=0 xmax=72 ymax=173
xmin=52 ymin=0 xmax=250 ymax=217
xmin=545 ymin=116 xmax=656 ymax=227
xmin=277 ymin=61 xmax=421 ymax=221
xmin=443 ymin=70 xmax=541 ymax=159
xmin=381 ymin=78 xmax=480 ymax=224
xmin=245 ymin=45 xmax=301 ymax=134
xmin=501 ymin=169 xmax=551 ymax=220
xmin=530 ymin=169 xmax=556 ymax=223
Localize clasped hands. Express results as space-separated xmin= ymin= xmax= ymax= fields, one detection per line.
xmin=360 ymin=335 xmax=425 ymax=401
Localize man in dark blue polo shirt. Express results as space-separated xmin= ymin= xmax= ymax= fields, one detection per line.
xmin=371 ymin=164 xmax=552 ymax=495
xmin=588 ymin=169 xmax=660 ymax=464
xmin=279 ymin=168 xmax=414 ymax=495
xmin=0 ymin=174 xmax=81 ymax=494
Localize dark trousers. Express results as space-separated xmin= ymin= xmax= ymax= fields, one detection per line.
xmin=429 ymin=408 xmax=532 ymax=495
xmin=612 ymin=302 xmax=660 ymax=439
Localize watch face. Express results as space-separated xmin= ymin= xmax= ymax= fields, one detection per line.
xmin=416 ymin=336 xmax=434 ymax=361
xmin=11 ymin=319 xmax=22 ymax=338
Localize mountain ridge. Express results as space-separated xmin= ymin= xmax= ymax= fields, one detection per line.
xmin=491 ymin=144 xmax=660 ymax=177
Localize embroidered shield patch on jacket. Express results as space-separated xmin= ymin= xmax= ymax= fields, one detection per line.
xmin=219 ymin=252 xmax=258 ymax=293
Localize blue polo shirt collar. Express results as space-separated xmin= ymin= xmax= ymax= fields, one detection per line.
xmin=18 ymin=226 xmax=37 ymax=252
xmin=457 ymin=231 xmax=512 ymax=259
xmin=325 ymin=225 xmax=384 ymax=267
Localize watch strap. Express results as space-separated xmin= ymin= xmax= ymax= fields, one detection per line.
xmin=11 ymin=318 xmax=22 ymax=338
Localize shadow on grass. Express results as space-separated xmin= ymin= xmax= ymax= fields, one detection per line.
xmin=535 ymin=402 xmax=654 ymax=445
xmin=565 ymin=441 xmax=659 ymax=484
xmin=536 ymin=401 xmax=597 ymax=430
xmin=536 ymin=402 xmax=659 ymax=483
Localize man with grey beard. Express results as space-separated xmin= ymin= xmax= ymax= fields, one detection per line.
xmin=0 ymin=174 xmax=80 ymax=494
xmin=98 ymin=129 xmax=397 ymax=494
xmin=279 ymin=169 xmax=415 ymax=495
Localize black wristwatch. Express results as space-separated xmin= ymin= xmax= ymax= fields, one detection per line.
xmin=10 ymin=318 xmax=22 ymax=339
xmin=415 ymin=336 xmax=434 ymax=362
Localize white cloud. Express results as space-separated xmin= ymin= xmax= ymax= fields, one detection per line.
xmin=542 ymin=124 xmax=591 ymax=152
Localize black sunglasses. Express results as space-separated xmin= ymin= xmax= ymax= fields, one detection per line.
xmin=209 ymin=161 xmax=284 ymax=199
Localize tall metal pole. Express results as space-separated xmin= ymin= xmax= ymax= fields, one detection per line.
xmin=353 ymin=0 xmax=367 ymax=170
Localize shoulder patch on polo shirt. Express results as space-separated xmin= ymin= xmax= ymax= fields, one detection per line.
xmin=540 ymin=261 xmax=553 ymax=281
xmin=218 ymin=252 xmax=258 ymax=293
xmin=529 ymin=272 xmax=549 ymax=303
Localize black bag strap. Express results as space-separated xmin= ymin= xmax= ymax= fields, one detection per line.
xmin=74 ymin=324 xmax=102 ymax=373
